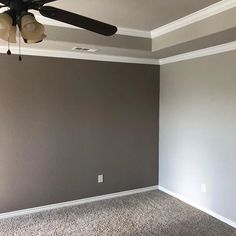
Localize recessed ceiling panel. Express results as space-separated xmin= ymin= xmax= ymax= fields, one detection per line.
xmin=49 ymin=0 xmax=221 ymax=30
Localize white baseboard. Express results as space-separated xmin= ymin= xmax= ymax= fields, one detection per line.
xmin=2 ymin=185 xmax=235 ymax=229
xmin=158 ymin=186 xmax=236 ymax=229
xmin=0 ymin=185 xmax=159 ymax=220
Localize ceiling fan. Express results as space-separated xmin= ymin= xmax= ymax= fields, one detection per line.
xmin=0 ymin=0 xmax=118 ymax=59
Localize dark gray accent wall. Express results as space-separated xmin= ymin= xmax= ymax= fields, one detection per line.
xmin=0 ymin=55 xmax=159 ymax=213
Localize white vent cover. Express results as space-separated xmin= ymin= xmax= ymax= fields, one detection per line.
xmin=72 ymin=47 xmax=98 ymax=53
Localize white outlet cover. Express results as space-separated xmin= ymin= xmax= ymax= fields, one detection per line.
xmin=98 ymin=175 xmax=103 ymax=183
xmin=201 ymin=184 xmax=206 ymax=193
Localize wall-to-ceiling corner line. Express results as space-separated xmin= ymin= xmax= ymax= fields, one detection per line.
xmin=150 ymin=0 xmax=236 ymax=39
xmin=0 ymin=46 xmax=160 ymax=65
xmin=158 ymin=41 xmax=236 ymax=65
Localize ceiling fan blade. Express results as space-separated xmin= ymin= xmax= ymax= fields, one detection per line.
xmin=39 ymin=6 xmax=117 ymax=36
xmin=0 ymin=0 xmax=9 ymax=5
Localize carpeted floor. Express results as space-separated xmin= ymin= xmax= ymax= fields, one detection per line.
xmin=0 ymin=190 xmax=235 ymax=236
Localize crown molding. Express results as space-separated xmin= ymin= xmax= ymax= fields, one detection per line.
xmin=34 ymin=14 xmax=151 ymax=39
xmin=3 ymin=41 xmax=236 ymax=66
xmin=0 ymin=46 xmax=159 ymax=65
xmin=151 ymin=0 xmax=236 ymax=38
xmin=159 ymin=41 xmax=236 ymax=65
xmin=116 ymin=27 xmax=151 ymax=38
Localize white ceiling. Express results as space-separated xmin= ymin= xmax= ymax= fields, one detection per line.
xmin=1 ymin=0 xmax=235 ymax=63
xmin=49 ymin=0 xmax=221 ymax=30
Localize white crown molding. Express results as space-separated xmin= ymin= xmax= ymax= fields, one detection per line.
xmin=0 ymin=185 xmax=159 ymax=220
xmin=116 ymin=27 xmax=151 ymax=38
xmin=159 ymin=186 xmax=236 ymax=229
xmin=159 ymin=41 xmax=236 ymax=65
xmin=34 ymin=14 xmax=151 ymax=39
xmin=2 ymin=39 xmax=236 ymax=66
xmin=4 ymin=40 xmax=236 ymax=66
xmin=151 ymin=0 xmax=236 ymax=38
xmin=0 ymin=46 xmax=159 ymax=65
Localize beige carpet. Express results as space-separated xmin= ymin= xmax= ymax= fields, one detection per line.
xmin=0 ymin=190 xmax=235 ymax=236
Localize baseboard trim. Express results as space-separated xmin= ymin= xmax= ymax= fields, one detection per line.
xmin=0 ymin=185 xmax=159 ymax=220
xmin=158 ymin=186 xmax=236 ymax=229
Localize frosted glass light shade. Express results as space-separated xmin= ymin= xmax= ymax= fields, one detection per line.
xmin=24 ymin=33 xmax=46 ymax=44
xmin=0 ymin=25 xmax=17 ymax=43
xmin=0 ymin=13 xmax=15 ymax=42
xmin=21 ymin=14 xmax=45 ymax=40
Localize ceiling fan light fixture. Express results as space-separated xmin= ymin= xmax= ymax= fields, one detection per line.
xmin=0 ymin=0 xmax=117 ymax=59
xmin=20 ymin=13 xmax=45 ymax=41
xmin=0 ymin=12 xmax=14 ymax=42
xmin=0 ymin=25 xmax=17 ymax=43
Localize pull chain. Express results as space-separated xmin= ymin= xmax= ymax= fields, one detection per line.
xmin=7 ymin=38 xmax=11 ymax=55
xmin=18 ymin=30 xmax=22 ymax=61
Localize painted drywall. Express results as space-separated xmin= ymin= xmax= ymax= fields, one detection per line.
xmin=160 ymin=51 xmax=236 ymax=222
xmin=152 ymin=8 xmax=236 ymax=51
xmin=0 ymin=55 xmax=159 ymax=213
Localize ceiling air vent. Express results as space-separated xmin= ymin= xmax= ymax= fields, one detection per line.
xmin=72 ymin=47 xmax=98 ymax=53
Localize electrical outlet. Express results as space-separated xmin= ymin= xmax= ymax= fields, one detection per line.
xmin=201 ymin=184 xmax=206 ymax=193
xmin=98 ymin=175 xmax=103 ymax=183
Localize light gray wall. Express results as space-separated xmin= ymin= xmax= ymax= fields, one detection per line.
xmin=0 ymin=55 xmax=159 ymax=213
xmin=160 ymin=51 xmax=236 ymax=223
